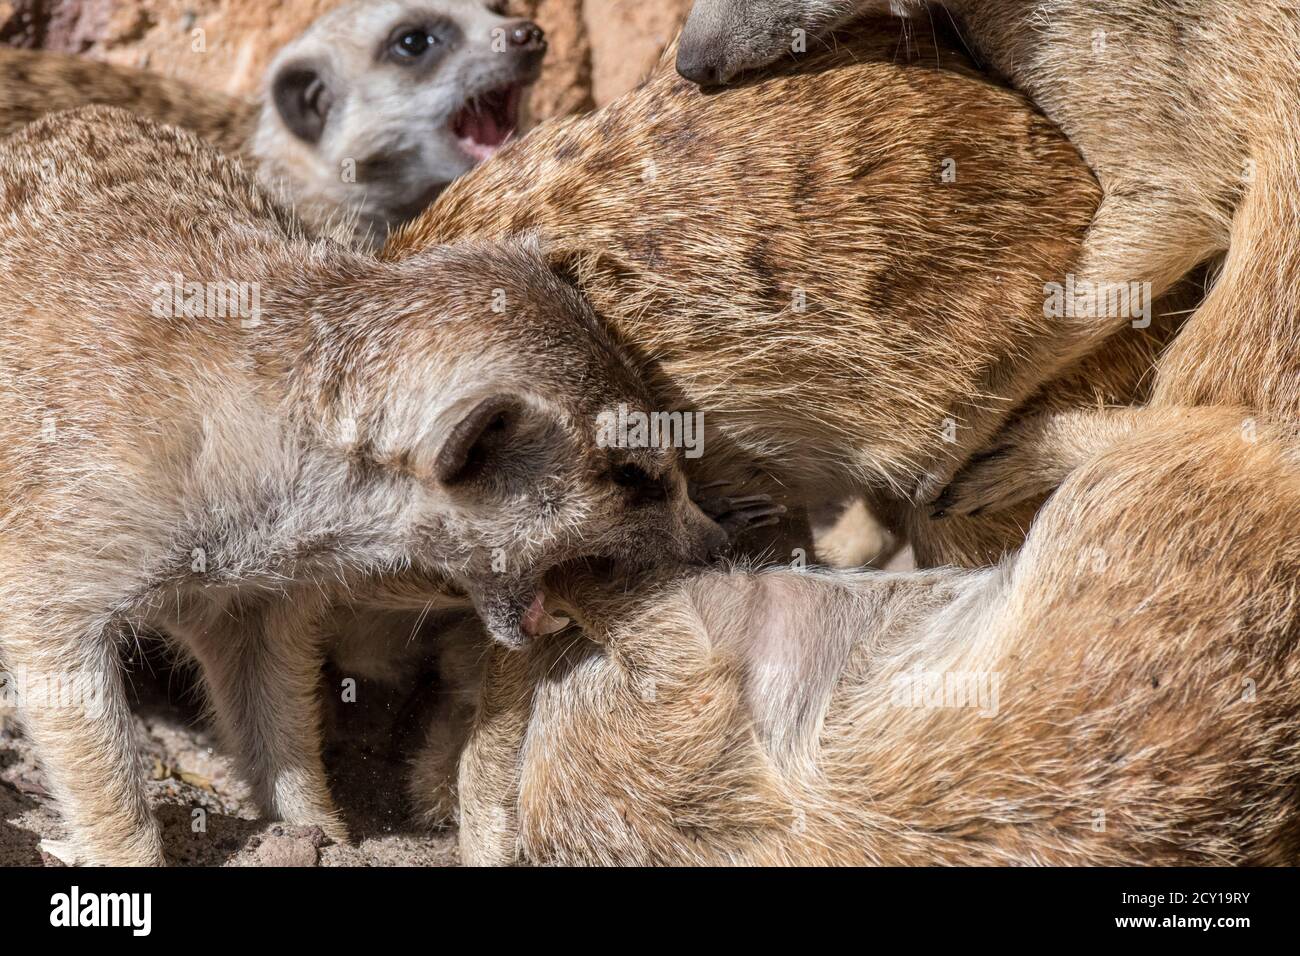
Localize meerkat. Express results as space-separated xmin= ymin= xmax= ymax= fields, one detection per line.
xmin=449 ymin=407 xmax=1300 ymax=866
xmin=0 ymin=106 xmax=739 ymax=866
xmin=0 ymin=46 xmax=257 ymax=156
xmin=676 ymin=0 xmax=1300 ymax=515
xmin=0 ymin=0 xmax=547 ymax=248
xmin=386 ymin=22 xmax=1197 ymax=569
xmin=257 ymin=0 xmax=547 ymax=247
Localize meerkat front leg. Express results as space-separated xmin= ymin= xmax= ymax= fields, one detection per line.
xmin=184 ymin=589 xmax=346 ymax=842
xmin=455 ymin=644 xmax=538 ymax=866
xmin=934 ymin=188 xmax=1219 ymax=517
xmin=3 ymin=619 xmax=164 ymax=866
xmin=929 ymin=407 xmax=1233 ymax=517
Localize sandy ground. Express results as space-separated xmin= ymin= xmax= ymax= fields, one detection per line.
xmin=0 ymin=646 xmax=460 ymax=867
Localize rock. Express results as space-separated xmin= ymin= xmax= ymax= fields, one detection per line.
xmin=584 ymin=0 xmax=691 ymax=105
xmin=516 ymin=0 xmax=594 ymax=121
xmin=251 ymin=826 xmax=324 ymax=867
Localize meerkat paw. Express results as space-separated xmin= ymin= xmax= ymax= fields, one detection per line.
xmin=928 ymin=443 xmax=1054 ymax=518
xmin=42 ymin=824 xmax=167 ymax=867
xmin=689 ymin=481 xmax=787 ymax=541
xmin=288 ymin=803 xmax=349 ymax=846
xmin=278 ymin=807 xmax=349 ymax=847
xmin=929 ymin=411 xmax=1116 ymax=518
xmin=261 ymin=775 xmax=350 ymax=845
xmin=931 ymin=409 xmax=1151 ymax=518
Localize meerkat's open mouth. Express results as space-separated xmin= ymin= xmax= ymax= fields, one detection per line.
xmin=480 ymin=559 xmax=621 ymax=645
xmin=518 ymin=557 xmax=630 ymax=640
xmin=451 ymin=84 xmax=523 ymax=162
xmin=521 ymin=591 xmax=570 ymax=639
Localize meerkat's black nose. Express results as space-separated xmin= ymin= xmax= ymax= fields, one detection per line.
xmin=676 ymin=45 xmax=729 ymax=87
xmin=506 ymin=20 xmax=546 ymax=52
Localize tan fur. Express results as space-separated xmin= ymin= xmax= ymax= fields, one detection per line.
xmin=936 ymin=0 xmax=1300 ymax=413
xmin=386 ymin=23 xmax=1200 ymax=567
xmin=452 ymin=408 xmax=1300 ymax=866
xmin=927 ymin=0 xmax=1300 ymax=514
xmin=0 ymin=0 xmax=546 ymax=248
xmin=676 ymin=0 xmax=1300 ymax=515
xmin=0 ymin=46 xmax=258 ymax=156
xmin=0 ymin=107 xmax=726 ymax=865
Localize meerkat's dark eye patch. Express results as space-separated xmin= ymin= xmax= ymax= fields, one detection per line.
xmin=272 ymin=60 xmax=336 ymax=144
xmin=384 ymin=20 xmax=460 ymax=66
xmin=485 ymin=1 xmax=509 ymax=15
xmin=434 ymin=394 xmax=521 ymax=486
xmin=609 ymin=462 xmax=669 ymax=504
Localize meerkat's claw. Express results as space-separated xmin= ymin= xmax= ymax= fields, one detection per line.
xmin=692 ymin=488 xmax=788 ymax=542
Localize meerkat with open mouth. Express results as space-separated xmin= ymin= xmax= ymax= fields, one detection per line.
xmin=0 ymin=106 xmax=740 ymax=866
xmin=0 ymin=0 xmax=546 ymax=248
xmin=260 ymin=0 xmax=547 ymax=246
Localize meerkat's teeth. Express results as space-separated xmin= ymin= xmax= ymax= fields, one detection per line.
xmin=451 ymin=83 xmax=523 ymax=162
xmin=521 ymin=591 xmax=571 ymax=638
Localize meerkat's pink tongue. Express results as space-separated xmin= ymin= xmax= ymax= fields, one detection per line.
xmin=521 ymin=591 xmax=570 ymax=639
xmin=453 ymin=86 xmax=521 ymax=162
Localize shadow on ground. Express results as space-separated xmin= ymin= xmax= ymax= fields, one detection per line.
xmin=2 ymin=635 xmax=460 ymax=867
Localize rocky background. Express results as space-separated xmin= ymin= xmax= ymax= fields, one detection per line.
xmin=0 ymin=0 xmax=694 ymax=120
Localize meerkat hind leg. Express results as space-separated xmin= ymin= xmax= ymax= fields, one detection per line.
xmin=4 ymin=622 xmax=164 ymax=866
xmin=930 ymin=406 xmax=1247 ymax=517
xmin=185 ymin=592 xmax=347 ymax=842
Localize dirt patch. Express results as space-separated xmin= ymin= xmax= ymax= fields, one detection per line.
xmin=0 ymin=646 xmax=460 ymax=867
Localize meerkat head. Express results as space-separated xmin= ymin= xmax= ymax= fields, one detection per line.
xmin=677 ymin=0 xmax=910 ymax=86
xmin=314 ymin=243 xmax=727 ymax=648
xmin=258 ymin=0 xmax=546 ymax=245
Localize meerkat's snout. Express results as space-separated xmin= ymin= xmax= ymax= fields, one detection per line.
xmin=674 ymin=47 xmax=730 ymax=89
xmin=676 ymin=0 xmax=744 ymax=87
xmin=450 ymin=18 xmax=546 ymax=162
xmin=673 ymin=486 xmax=733 ymax=564
xmin=676 ymin=0 xmax=801 ymax=86
xmin=677 ymin=0 xmax=899 ymax=87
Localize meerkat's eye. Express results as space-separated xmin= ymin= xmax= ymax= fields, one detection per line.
xmin=384 ymin=20 xmax=459 ymax=65
xmin=395 ymin=29 xmax=437 ymax=58
xmin=612 ymin=463 xmax=651 ymax=487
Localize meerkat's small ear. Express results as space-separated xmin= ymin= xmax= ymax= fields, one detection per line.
xmin=433 ymin=395 xmax=522 ymax=486
xmin=272 ymin=60 xmax=336 ymax=144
